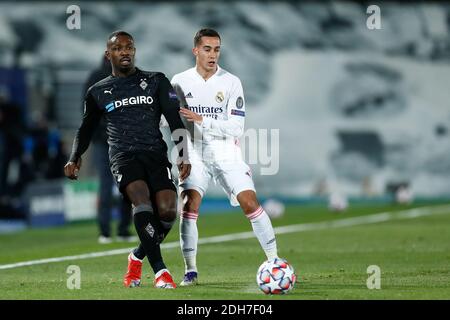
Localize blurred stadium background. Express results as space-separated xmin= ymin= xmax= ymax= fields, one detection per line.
xmin=1 ymin=0 xmax=450 ymax=230
xmin=1 ymin=0 xmax=450 ymax=301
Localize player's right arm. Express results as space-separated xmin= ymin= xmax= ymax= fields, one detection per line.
xmin=200 ymin=77 xmax=245 ymax=139
xmin=64 ymin=91 xmax=103 ymax=180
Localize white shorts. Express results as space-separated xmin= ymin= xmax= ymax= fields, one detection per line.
xmin=179 ymin=158 xmax=256 ymax=207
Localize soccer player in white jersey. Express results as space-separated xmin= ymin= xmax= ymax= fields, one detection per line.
xmin=171 ymin=28 xmax=279 ymax=286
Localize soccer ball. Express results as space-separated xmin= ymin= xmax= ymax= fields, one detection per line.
xmin=328 ymin=192 xmax=348 ymax=212
xmin=256 ymin=258 xmax=296 ymax=294
xmin=395 ymin=186 xmax=414 ymax=205
xmin=263 ymin=198 xmax=285 ymax=219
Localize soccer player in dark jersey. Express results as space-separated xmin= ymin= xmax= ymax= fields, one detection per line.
xmin=64 ymin=31 xmax=191 ymax=289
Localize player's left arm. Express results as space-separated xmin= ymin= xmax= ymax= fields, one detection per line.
xmin=158 ymin=75 xmax=191 ymax=180
xmin=181 ymin=77 xmax=245 ymax=139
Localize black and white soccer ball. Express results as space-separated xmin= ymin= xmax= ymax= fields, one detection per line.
xmin=256 ymin=258 xmax=296 ymax=294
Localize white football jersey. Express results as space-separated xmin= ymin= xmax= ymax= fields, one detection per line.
xmin=171 ymin=66 xmax=246 ymax=163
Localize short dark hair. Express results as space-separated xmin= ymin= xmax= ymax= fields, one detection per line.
xmin=107 ymin=30 xmax=134 ymax=44
xmin=194 ymin=28 xmax=221 ymax=47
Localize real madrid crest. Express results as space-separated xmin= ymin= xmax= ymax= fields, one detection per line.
xmin=140 ymin=79 xmax=148 ymax=91
xmin=215 ymin=91 xmax=224 ymax=103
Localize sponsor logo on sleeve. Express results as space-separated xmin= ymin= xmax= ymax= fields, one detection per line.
xmin=169 ymin=90 xmax=178 ymax=100
xmin=231 ymin=109 xmax=245 ymax=117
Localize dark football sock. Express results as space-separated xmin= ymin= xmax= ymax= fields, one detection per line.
xmin=132 ymin=214 xmax=175 ymax=260
xmin=132 ymin=205 xmax=166 ymax=274
xmin=160 ymin=218 xmax=176 ymax=241
xmin=133 ymin=244 xmax=146 ymax=260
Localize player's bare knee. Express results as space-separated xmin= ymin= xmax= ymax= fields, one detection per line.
xmin=157 ymin=203 xmax=177 ymax=222
xmin=181 ymin=190 xmax=201 ymax=212
xmin=237 ymin=192 xmax=260 ymax=214
xmin=242 ymin=202 xmax=260 ymax=215
xmin=183 ymin=199 xmax=200 ymax=213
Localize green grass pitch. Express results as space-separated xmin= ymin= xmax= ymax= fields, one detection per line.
xmin=1 ymin=202 xmax=450 ymax=300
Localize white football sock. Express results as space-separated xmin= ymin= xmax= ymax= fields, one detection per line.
xmin=246 ymin=206 xmax=278 ymax=260
xmin=180 ymin=211 xmax=199 ymax=273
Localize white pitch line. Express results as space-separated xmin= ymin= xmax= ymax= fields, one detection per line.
xmin=1 ymin=204 xmax=449 ymax=270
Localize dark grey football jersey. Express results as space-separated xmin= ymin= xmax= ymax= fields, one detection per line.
xmin=69 ymin=68 xmax=185 ymax=163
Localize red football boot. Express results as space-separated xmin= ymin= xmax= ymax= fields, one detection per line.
xmin=154 ymin=269 xmax=176 ymax=289
xmin=123 ymin=253 xmax=142 ymax=288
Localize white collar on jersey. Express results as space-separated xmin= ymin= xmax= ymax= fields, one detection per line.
xmin=194 ymin=64 xmax=221 ymax=82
